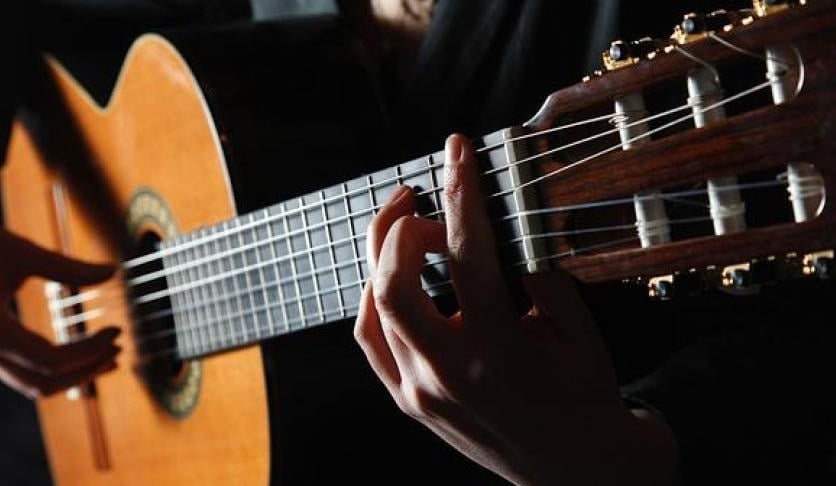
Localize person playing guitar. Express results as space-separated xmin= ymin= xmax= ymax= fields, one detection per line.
xmin=2 ymin=0 xmax=835 ymax=485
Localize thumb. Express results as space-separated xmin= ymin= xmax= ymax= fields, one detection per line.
xmin=521 ymin=271 xmax=598 ymax=344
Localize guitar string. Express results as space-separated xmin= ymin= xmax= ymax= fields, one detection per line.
xmin=489 ymin=77 xmax=775 ymax=199
xmin=122 ymin=104 xmax=676 ymax=280
xmin=50 ymin=39 xmax=796 ymax=350
xmin=54 ymin=71 xmax=778 ymax=313
xmin=53 ymin=177 xmax=799 ymax=336
xmin=52 ymin=168 xmax=790 ymax=319
xmin=121 ymin=59 xmax=766 ymax=275
xmin=121 ymin=111 xmax=622 ymax=271
xmin=129 ymin=212 xmax=723 ymax=348
xmin=53 ymin=101 xmax=690 ymax=310
xmin=129 ymin=175 xmax=806 ymax=350
xmin=136 ymin=230 xmax=655 ymax=363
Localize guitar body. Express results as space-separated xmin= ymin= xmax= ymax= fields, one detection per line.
xmin=1 ymin=18 xmax=428 ymax=484
xmin=4 ymin=34 xmax=272 ymax=485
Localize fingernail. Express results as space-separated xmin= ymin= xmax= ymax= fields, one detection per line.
xmin=445 ymin=134 xmax=463 ymax=166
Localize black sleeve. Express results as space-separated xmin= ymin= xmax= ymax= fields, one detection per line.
xmin=620 ymin=280 xmax=836 ymax=485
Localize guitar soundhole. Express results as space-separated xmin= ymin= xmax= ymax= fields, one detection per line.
xmin=128 ymin=230 xmax=201 ymax=418
xmin=125 ymin=189 xmax=203 ymax=418
xmin=131 ymin=232 xmax=183 ymax=374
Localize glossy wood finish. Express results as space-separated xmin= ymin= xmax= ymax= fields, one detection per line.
xmin=528 ymin=2 xmax=836 ymax=283
xmin=3 ymin=35 xmax=269 ymax=485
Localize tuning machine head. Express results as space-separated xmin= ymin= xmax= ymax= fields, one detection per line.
xmin=753 ymin=0 xmax=808 ymax=18
xmin=672 ymin=9 xmax=755 ymax=44
xmin=602 ymin=37 xmax=669 ymax=71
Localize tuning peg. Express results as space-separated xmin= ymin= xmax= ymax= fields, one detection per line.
xmin=673 ymin=9 xmax=754 ymax=44
xmin=753 ymin=0 xmax=808 ymax=17
xmin=602 ymin=38 xmax=669 ymax=71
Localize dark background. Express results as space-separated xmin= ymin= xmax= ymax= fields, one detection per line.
xmin=0 ymin=1 xmax=775 ymax=485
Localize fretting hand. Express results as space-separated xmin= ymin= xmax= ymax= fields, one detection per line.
xmin=0 ymin=230 xmax=120 ymax=398
xmin=355 ymin=134 xmax=678 ymax=485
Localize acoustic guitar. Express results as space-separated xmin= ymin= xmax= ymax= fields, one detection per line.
xmin=4 ymin=1 xmax=835 ymax=484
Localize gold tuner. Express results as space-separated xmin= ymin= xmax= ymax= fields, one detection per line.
xmin=673 ymin=10 xmax=753 ymax=44
xmin=602 ymin=38 xmax=668 ymax=71
xmin=754 ymin=0 xmax=808 ymax=18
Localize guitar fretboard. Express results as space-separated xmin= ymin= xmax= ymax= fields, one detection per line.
xmin=157 ymin=128 xmax=532 ymax=359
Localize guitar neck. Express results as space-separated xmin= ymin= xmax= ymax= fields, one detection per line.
xmin=158 ymin=127 xmax=530 ymax=360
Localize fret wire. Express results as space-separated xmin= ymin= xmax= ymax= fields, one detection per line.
xmin=301 ymin=196 xmax=326 ymax=324
xmin=236 ymin=214 xmax=259 ymax=342
xmin=192 ymin=230 xmax=216 ymax=354
xmin=209 ymin=229 xmax=231 ymax=350
xmin=265 ymin=208 xmax=290 ymax=333
xmin=144 ymin=276 xmax=457 ymax=356
xmin=126 ymin=91 xmax=767 ymax=274
xmin=365 ymin=175 xmax=378 ymax=283
xmin=255 ymin=209 xmax=276 ymax=336
xmin=176 ymin=242 xmax=200 ymax=356
xmin=122 ymin=159 xmax=458 ymax=269
xmin=185 ymin=242 xmax=206 ymax=356
xmin=283 ymin=201 xmax=306 ymax=329
xmin=131 ymin=113 xmax=576 ymax=273
xmin=165 ymin=250 xmax=189 ymax=357
xmin=225 ymin=220 xmax=246 ymax=348
xmin=321 ymin=190 xmax=346 ymax=318
xmin=427 ymin=154 xmax=444 ymax=221
xmin=146 ymin=252 xmax=385 ymax=328
xmin=343 ymin=181 xmax=366 ymax=305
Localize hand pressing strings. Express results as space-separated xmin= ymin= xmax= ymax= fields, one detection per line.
xmin=355 ymin=134 xmax=678 ymax=485
xmin=0 ymin=230 xmax=120 ymax=399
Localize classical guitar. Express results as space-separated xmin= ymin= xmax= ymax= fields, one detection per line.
xmin=4 ymin=1 xmax=835 ymax=484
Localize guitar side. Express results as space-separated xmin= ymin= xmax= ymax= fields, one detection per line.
xmin=3 ymin=35 xmax=270 ymax=485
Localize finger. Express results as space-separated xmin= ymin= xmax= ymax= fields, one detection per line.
xmin=366 ymin=184 xmax=414 ymax=273
xmin=354 ymin=282 xmax=401 ymax=392
xmin=0 ymin=353 xmax=117 ymax=398
xmin=0 ymin=325 xmax=121 ymax=376
xmin=521 ymin=272 xmax=599 ymax=343
xmin=6 ymin=232 xmax=114 ymax=286
xmin=374 ymin=216 xmax=448 ymax=356
xmin=443 ymin=134 xmax=514 ymax=326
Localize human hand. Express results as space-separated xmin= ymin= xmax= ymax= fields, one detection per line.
xmin=355 ymin=134 xmax=677 ymax=485
xmin=0 ymin=230 xmax=120 ymax=398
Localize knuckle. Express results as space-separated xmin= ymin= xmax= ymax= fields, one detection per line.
xmin=373 ymin=273 xmax=409 ymax=316
xmin=401 ymin=383 xmax=442 ymax=419
xmin=352 ymin=319 xmax=371 ymax=346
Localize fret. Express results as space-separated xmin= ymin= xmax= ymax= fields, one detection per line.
xmin=321 ymin=189 xmax=346 ymax=318
xmin=300 ymin=193 xmax=326 ymax=324
xmin=174 ymin=241 xmax=201 ymax=357
xmin=342 ymin=181 xmax=365 ymax=308
xmin=253 ymin=209 xmax=277 ymax=336
xmin=191 ymin=229 xmax=217 ymax=353
xmin=221 ymin=220 xmax=246 ymax=348
xmin=158 ymin=143 xmax=479 ymax=358
xmin=369 ymin=168 xmax=397 ymax=209
xmin=186 ymin=236 xmax=210 ymax=355
xmin=264 ymin=205 xmax=290 ymax=333
xmin=401 ymin=155 xmax=439 ymax=218
xmin=430 ymin=151 xmax=446 ymax=220
xmin=237 ymin=213 xmax=263 ymax=341
xmin=164 ymin=248 xmax=191 ymax=358
xmin=208 ymin=228 xmax=231 ymax=350
xmin=281 ymin=200 xmax=306 ymax=329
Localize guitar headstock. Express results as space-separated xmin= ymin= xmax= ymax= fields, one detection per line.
xmin=503 ymin=0 xmax=836 ymax=297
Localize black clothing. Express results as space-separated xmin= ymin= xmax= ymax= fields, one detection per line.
xmin=2 ymin=1 xmax=835 ymax=485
